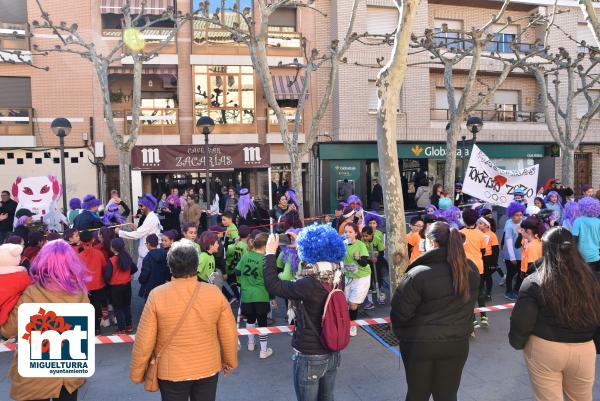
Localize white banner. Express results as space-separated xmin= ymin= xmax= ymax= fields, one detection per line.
xmin=462 ymin=145 xmax=539 ymax=208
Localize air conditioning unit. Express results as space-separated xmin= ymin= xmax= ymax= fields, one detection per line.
xmin=94 ymin=141 xmax=105 ymax=159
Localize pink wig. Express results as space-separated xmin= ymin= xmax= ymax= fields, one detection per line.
xmin=29 ymin=240 xmax=89 ymax=294
xmin=166 ymin=194 xmax=181 ymax=209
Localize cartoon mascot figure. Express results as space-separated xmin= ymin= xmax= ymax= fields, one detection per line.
xmin=11 ymin=175 xmax=62 ymax=227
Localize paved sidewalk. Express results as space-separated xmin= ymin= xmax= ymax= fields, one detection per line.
xmin=1 ymin=286 xmax=599 ymax=401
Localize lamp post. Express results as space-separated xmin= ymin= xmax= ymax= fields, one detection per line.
xmin=196 ymin=116 xmax=215 ymax=207
xmin=461 ymin=135 xmax=467 ymax=181
xmin=464 ymin=116 xmax=483 ymax=181
xmin=51 ymin=118 xmax=72 ymax=214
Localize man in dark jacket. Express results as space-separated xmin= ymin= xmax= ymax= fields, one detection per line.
xmin=0 ymin=190 xmax=18 ymax=243
xmin=370 ymin=179 xmax=384 ymax=210
xmin=138 ymin=234 xmax=170 ymax=299
xmin=263 ymin=225 xmax=346 ymax=401
xmin=74 ymin=194 xmax=104 ymax=243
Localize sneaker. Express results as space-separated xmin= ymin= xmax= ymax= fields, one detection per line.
xmin=260 ymin=348 xmax=273 ymax=359
xmin=126 ymin=325 xmax=133 ymax=333
xmin=363 ymin=301 xmax=375 ymax=310
xmin=350 ymin=325 xmax=358 ymax=337
xmin=248 ymin=342 xmax=255 ymax=351
xmin=473 ymin=320 xmax=480 ymax=329
xmin=499 ymin=277 xmax=506 ymax=287
xmin=377 ymin=293 xmax=386 ymax=304
xmin=505 ymin=292 xmax=518 ymax=302
xmin=480 ymin=316 xmax=489 ymax=327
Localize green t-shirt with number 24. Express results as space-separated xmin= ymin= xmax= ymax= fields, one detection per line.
xmin=235 ymin=250 xmax=270 ymax=303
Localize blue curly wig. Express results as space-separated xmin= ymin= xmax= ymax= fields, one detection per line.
xmin=507 ymin=201 xmax=526 ymax=218
xmin=578 ymin=196 xmax=600 ymax=217
xmin=364 ymin=211 xmax=383 ymax=227
xmin=296 ymin=224 xmax=346 ymax=264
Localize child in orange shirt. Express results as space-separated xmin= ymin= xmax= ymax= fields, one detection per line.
xmin=407 ymin=216 xmax=425 ymax=263
xmin=520 ymin=216 xmax=545 ymax=282
xmin=460 ymin=209 xmax=488 ymax=328
xmin=477 ymin=215 xmax=499 ymax=301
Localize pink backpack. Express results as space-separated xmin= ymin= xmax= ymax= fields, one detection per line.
xmin=318 ymin=283 xmax=351 ymax=352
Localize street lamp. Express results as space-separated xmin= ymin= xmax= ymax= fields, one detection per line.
xmin=466 ymin=116 xmax=483 ymax=144
xmin=51 ymin=117 xmax=72 ymax=214
xmin=196 ymin=116 xmax=215 ymax=208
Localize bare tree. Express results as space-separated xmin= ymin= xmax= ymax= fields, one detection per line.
xmin=411 ymin=0 xmax=546 ymax=197
xmin=375 ymin=0 xmax=421 ymax=290
xmin=193 ymin=0 xmax=363 ymax=219
xmin=1 ymin=0 xmax=190 ymax=209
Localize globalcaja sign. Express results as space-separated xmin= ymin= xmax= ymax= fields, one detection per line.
xmin=131 ymin=144 xmax=271 ymax=171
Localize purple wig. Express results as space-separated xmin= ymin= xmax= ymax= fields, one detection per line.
xmin=425 ymin=204 xmax=441 ymax=217
xmin=15 ymin=215 xmax=29 ymax=227
xmin=69 ymin=197 xmax=82 ymax=210
xmin=507 ymin=201 xmax=527 ymax=218
xmin=562 ymin=200 xmax=581 ymax=227
xmin=237 ymin=188 xmax=255 ymax=219
xmin=286 ymin=189 xmax=300 ymax=208
xmin=578 ymin=196 xmax=600 ymax=217
xmin=29 ymin=240 xmax=89 ymax=294
xmin=544 ymin=191 xmax=563 ymax=206
xmin=166 ymin=194 xmax=181 ymax=209
xmin=364 ymin=211 xmax=384 ymax=228
xmin=443 ymin=206 xmax=462 ymax=229
xmin=346 ymin=195 xmax=363 ymax=209
xmin=102 ymin=203 xmax=127 ymax=226
xmin=281 ymin=245 xmax=300 ymax=274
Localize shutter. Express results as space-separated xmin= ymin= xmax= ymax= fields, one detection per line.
xmin=0 ymin=77 xmax=31 ymax=107
xmin=269 ymin=8 xmax=296 ymax=28
xmin=578 ymin=23 xmax=597 ymax=47
xmin=367 ymin=7 xmax=399 ymax=36
xmin=494 ymin=90 xmax=519 ymax=105
xmin=368 ymin=81 xmax=378 ymax=110
xmin=435 ymin=88 xmax=463 ymax=109
xmin=434 ymin=19 xmax=463 ymax=31
xmin=0 ymin=0 xmax=27 ymax=23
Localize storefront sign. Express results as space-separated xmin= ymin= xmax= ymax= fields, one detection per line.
xmin=463 ymin=145 xmax=539 ymax=208
xmin=131 ymin=144 xmax=271 ymax=171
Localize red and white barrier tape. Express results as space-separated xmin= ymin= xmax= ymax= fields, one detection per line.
xmin=0 ymin=303 xmax=515 ymax=353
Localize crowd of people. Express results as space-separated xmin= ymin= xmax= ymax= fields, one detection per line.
xmin=0 ymin=176 xmax=598 ymax=401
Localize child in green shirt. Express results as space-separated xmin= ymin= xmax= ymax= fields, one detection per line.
xmin=197 ymin=231 xmax=219 ymax=283
xmin=343 ymin=223 xmax=371 ymax=337
xmin=235 ymin=233 xmax=273 ymax=359
xmin=221 ymin=211 xmax=239 ymax=244
xmin=361 ymin=226 xmax=386 ymax=306
xmin=226 ymin=225 xmax=251 ymax=301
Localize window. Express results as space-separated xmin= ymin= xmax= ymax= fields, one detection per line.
xmin=486 ymin=24 xmax=518 ymax=53
xmin=193 ymin=0 xmax=252 ymax=44
xmin=433 ymin=19 xmax=463 ymax=50
xmin=367 ymin=7 xmax=398 ymax=36
xmin=493 ymin=89 xmax=519 ymax=121
xmin=577 ymin=23 xmax=595 ymax=54
xmin=0 ymin=0 xmax=27 ymax=23
xmin=268 ymin=7 xmax=300 ymax=48
xmin=193 ymin=66 xmax=255 ymax=125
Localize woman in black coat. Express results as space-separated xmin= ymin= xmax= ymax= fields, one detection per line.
xmin=509 ymin=227 xmax=600 ymax=400
xmin=160 ymin=195 xmax=181 ymax=233
xmin=391 ymin=221 xmax=479 ymax=401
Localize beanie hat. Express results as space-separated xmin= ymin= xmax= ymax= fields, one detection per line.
xmin=82 ymin=194 xmax=102 ymax=210
xmin=0 ymin=243 xmax=23 ymax=269
xmin=69 ymin=197 xmax=82 ymax=210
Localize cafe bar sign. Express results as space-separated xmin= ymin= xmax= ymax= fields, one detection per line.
xmin=131 ymin=144 xmax=271 ymax=171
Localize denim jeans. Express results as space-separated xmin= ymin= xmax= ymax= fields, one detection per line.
xmin=293 ymin=352 xmax=341 ymax=401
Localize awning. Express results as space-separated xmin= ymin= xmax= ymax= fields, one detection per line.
xmin=108 ymin=65 xmax=177 ymax=75
xmin=100 ymin=0 xmax=171 ymax=15
xmin=271 ymin=75 xmax=307 ymax=100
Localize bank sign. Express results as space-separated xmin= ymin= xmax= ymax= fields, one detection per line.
xmin=131 ymin=144 xmax=271 ymax=171
xmin=406 ymin=144 xmax=470 ymax=159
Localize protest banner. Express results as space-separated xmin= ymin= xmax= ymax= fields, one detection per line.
xmin=462 ymin=145 xmax=539 ymax=208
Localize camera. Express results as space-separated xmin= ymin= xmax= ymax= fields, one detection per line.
xmin=278 ymin=233 xmax=293 ymax=246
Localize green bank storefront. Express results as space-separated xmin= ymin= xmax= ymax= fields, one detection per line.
xmin=319 ymin=142 xmax=554 ymax=213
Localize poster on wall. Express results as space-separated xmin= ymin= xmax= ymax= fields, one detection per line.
xmin=462 ymin=145 xmax=539 ymax=208
xmin=11 ymin=175 xmax=62 ymax=225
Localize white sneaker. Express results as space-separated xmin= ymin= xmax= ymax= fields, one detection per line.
xmin=499 ymin=276 xmax=506 ymax=287
xmin=350 ymin=325 xmax=358 ymax=337
xmin=260 ymin=348 xmax=273 ymax=359
xmin=248 ymin=342 xmax=255 ymax=351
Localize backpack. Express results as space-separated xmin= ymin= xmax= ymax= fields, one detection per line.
xmin=303 ymin=281 xmax=351 ymax=352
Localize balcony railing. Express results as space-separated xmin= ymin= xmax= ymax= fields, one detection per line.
xmin=0 ymin=22 xmax=30 ymax=51
xmin=102 ymin=28 xmax=177 ymax=53
xmin=432 ymin=36 xmax=544 ymax=54
xmin=267 ymin=108 xmax=303 ymax=133
xmin=267 ymin=27 xmax=302 ymax=48
xmin=124 ymin=108 xmax=179 ymax=135
xmin=0 ymin=108 xmax=34 ymax=135
xmin=431 ymin=108 xmax=545 ymax=123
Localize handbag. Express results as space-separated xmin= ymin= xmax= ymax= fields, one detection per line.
xmin=143 ymin=283 xmax=201 ymax=392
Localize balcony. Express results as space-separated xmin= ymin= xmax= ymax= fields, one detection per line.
xmin=431 ymin=108 xmax=545 ymax=123
xmin=267 ymin=27 xmax=302 ymax=56
xmin=102 ymin=28 xmax=177 ymax=54
xmin=432 ymin=36 xmax=544 ymax=54
xmin=0 ymin=22 xmax=31 ymax=62
xmin=0 ymin=108 xmax=34 ymax=135
xmin=267 ymin=108 xmax=303 ymax=133
xmin=122 ymin=108 xmax=179 ymax=135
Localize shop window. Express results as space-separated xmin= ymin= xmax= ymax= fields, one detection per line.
xmin=194 ymin=65 xmax=255 ymax=125
xmin=578 ymin=23 xmax=594 ymax=53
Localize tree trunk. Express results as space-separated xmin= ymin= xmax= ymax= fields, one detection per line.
xmin=289 ymin=152 xmax=305 ymax=222
xmin=444 ymin=119 xmax=462 ymax=196
xmin=561 ymin=146 xmax=575 ymax=188
xmin=118 ymin=149 xmax=133 ymax=212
